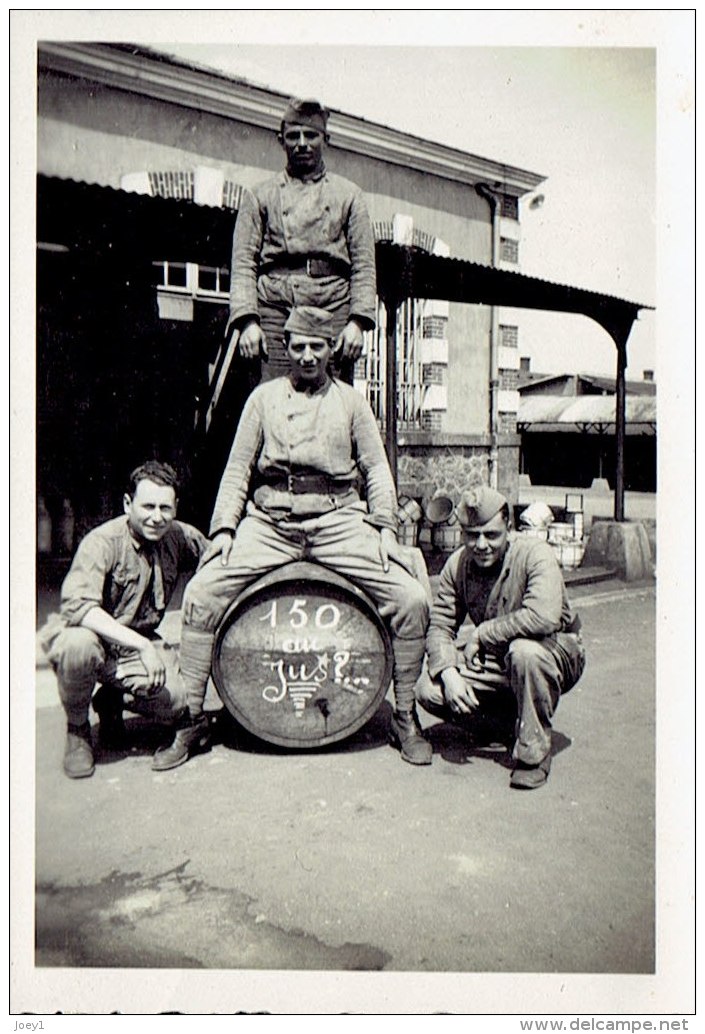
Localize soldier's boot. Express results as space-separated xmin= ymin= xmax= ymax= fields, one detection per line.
xmin=389 ymin=638 xmax=432 ymax=766
xmin=63 ymin=722 xmax=95 ymax=779
xmin=151 ymin=712 xmax=211 ymax=772
xmin=389 ymin=706 xmax=432 ymax=766
xmin=151 ymin=623 xmax=215 ymax=772
xmin=510 ymin=753 xmax=552 ymax=790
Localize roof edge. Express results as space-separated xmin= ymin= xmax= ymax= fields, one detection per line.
xmin=37 ymin=41 xmax=546 ymax=196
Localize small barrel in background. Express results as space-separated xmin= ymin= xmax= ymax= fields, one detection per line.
xmin=213 ymin=562 xmax=393 ymax=749
xmin=424 ymin=495 xmax=462 ymax=553
xmin=547 ymin=522 xmax=574 ymax=545
xmin=550 ymin=540 xmax=585 ymax=569
xmin=396 ymin=495 xmax=423 ymax=547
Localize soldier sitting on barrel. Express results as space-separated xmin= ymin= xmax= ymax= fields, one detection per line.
xmin=154 ymin=305 xmax=432 ymax=771
xmin=417 ymin=486 xmax=586 ymax=790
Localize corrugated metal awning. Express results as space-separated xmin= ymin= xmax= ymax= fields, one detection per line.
xmin=518 ymin=394 xmax=656 ymax=434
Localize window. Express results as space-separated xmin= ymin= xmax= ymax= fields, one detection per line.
xmin=153 ymin=261 xmax=230 ymax=302
xmin=360 ymin=220 xmax=450 ymax=430
xmin=356 ymin=298 xmax=425 ymax=430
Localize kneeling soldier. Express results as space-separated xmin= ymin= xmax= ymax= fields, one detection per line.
xmin=418 ymin=486 xmax=585 ymax=789
xmin=39 ymin=461 xmax=208 ymax=778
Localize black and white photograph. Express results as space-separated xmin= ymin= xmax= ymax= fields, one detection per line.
xmin=10 ymin=8 xmax=694 ymax=1023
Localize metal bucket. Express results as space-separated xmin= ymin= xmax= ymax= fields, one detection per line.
xmin=424 ymin=495 xmax=455 ymax=525
xmin=213 ymin=562 xmax=393 ymax=749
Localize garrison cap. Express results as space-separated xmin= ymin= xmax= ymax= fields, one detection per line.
xmin=281 ymin=98 xmax=329 ymax=133
xmin=456 ymin=486 xmax=508 ymax=528
xmin=284 ymin=306 xmax=336 ymax=340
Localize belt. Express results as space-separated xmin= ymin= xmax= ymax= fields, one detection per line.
xmin=259 ymin=255 xmax=351 ymax=280
xmin=264 ymin=473 xmax=355 ymax=496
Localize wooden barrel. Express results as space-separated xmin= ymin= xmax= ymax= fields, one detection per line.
xmin=212 ymin=561 xmax=393 ymax=749
xmin=432 ymin=520 xmax=462 ymax=552
xmin=397 ymin=522 xmax=419 ymax=547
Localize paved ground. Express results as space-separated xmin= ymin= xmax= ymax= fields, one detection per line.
xmin=29 ymin=577 xmax=656 ymax=993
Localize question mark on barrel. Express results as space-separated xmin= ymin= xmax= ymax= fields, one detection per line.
xmin=333 ymin=650 xmax=350 ymax=684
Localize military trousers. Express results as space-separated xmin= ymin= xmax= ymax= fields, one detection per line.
xmin=47 ymin=626 xmax=187 ymax=727
xmin=180 ymin=503 xmax=429 ymax=715
xmin=417 ymin=632 xmax=586 ymax=765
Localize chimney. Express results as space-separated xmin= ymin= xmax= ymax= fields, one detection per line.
xmin=520 ymin=356 xmax=531 ymax=374
xmin=643 ymin=369 xmax=654 ymax=382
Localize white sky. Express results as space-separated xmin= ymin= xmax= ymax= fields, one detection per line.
xmin=159 ymin=35 xmax=657 ymax=379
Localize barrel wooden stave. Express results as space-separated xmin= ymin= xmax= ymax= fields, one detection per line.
xmin=213 ymin=562 xmax=393 ymax=749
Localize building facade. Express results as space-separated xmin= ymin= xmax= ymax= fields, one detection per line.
xmin=36 ymin=42 xmax=545 ymax=551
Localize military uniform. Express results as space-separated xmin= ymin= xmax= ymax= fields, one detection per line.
xmin=227 ymin=99 xmax=376 ymax=382
xmin=167 ymin=307 xmax=432 ymax=770
xmin=39 ymin=512 xmax=208 ymax=776
xmin=418 ymin=486 xmax=586 ymax=788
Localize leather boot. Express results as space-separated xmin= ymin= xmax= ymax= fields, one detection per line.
xmin=510 ymin=753 xmax=552 ymax=790
xmin=389 ymin=708 xmax=432 ymax=765
xmin=92 ymin=685 xmax=126 ymax=748
xmin=152 ymin=713 xmax=211 ymax=772
xmin=63 ymin=722 xmax=95 ymax=779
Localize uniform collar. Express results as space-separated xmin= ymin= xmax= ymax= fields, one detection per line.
xmin=283 ymin=164 xmax=327 ymax=185
xmin=287 ymin=372 xmax=333 ymax=396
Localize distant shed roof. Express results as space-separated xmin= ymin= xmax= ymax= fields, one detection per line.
xmin=517 ymin=394 xmax=656 ymax=434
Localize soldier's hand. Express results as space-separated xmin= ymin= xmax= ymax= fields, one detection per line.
xmin=202 ymin=531 xmax=235 ymax=567
xmin=463 ymin=628 xmax=483 ymax=670
xmin=378 ymin=527 xmax=415 ymax=576
xmin=138 ymin=642 xmax=167 ymax=691
xmin=441 ymin=667 xmax=480 ymax=714
xmin=238 ymin=320 xmax=268 ymax=358
xmin=336 ymin=319 xmax=365 ymax=360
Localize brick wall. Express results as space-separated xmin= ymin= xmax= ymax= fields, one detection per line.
xmin=500 ymin=324 xmax=518 ymax=348
xmin=420 ymin=411 xmax=443 ymax=433
xmin=421 ymin=363 xmax=445 ymax=386
xmin=423 ymin=316 xmax=447 ymax=339
xmin=499 ymin=369 xmax=519 ymax=391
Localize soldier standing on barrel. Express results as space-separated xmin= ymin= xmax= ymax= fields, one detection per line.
xmin=154 ymin=306 xmax=432 ymax=771
xmin=226 ymin=97 xmax=376 ymax=384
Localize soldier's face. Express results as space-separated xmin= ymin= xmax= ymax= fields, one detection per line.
xmin=280 ymin=122 xmax=326 ymax=175
xmin=286 ymin=333 xmax=332 ymax=387
xmin=123 ymin=479 xmax=177 ymax=544
xmin=462 ymin=511 xmax=509 ymax=569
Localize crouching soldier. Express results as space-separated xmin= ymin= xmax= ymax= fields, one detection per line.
xmin=418 ymin=486 xmax=585 ymax=789
xmin=39 ymin=461 xmax=208 ymax=778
